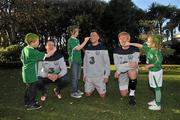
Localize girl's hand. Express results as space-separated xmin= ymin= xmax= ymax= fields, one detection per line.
xmin=144 ymin=64 xmax=154 ymax=70
xmin=124 ymin=41 xmax=130 ymax=46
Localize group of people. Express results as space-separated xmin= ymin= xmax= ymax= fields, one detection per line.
xmin=20 ymin=25 xmax=163 ymax=111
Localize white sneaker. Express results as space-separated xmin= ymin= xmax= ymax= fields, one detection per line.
xmin=40 ymin=95 xmax=46 ymax=101
xmin=148 ymin=100 xmax=156 ymax=106
xmin=71 ymin=92 xmax=82 ymax=98
xmin=148 ymin=104 xmax=161 ymax=111
xmin=78 ymin=90 xmax=84 ymax=95
xmin=40 ymin=94 xmax=47 ymax=101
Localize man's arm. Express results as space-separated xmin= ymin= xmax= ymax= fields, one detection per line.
xmin=58 ymin=57 xmax=67 ymax=78
xmin=103 ymin=51 xmax=110 ymax=79
xmin=83 ymin=51 xmax=88 ymax=81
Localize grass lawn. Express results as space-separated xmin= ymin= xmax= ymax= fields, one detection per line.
xmin=0 ymin=68 xmax=180 ymax=120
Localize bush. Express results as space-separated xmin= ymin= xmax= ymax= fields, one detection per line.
xmin=0 ymin=48 xmax=8 ymax=62
xmin=0 ymin=44 xmax=21 ymax=63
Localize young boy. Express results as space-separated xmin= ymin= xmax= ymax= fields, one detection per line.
xmin=113 ymin=32 xmax=140 ymax=105
xmin=67 ymin=25 xmax=90 ymax=98
xmin=21 ymin=33 xmax=55 ymax=110
xmin=127 ymin=34 xmax=163 ymax=110
xmin=83 ymin=30 xmax=110 ymax=98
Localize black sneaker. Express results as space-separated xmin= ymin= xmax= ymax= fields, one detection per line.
xmin=25 ymin=101 xmax=38 ymax=107
xmin=26 ymin=104 xmax=42 ymax=110
xmin=129 ymin=96 xmax=136 ymax=106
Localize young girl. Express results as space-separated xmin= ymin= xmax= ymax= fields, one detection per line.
xmin=126 ymin=34 xmax=163 ymax=110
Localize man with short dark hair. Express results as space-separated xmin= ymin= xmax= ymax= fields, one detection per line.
xmin=38 ymin=40 xmax=69 ymax=101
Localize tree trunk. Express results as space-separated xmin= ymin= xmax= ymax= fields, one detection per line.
xmin=7 ymin=21 xmax=16 ymax=44
xmin=159 ymin=22 xmax=163 ymax=36
xmin=170 ymin=29 xmax=173 ymax=41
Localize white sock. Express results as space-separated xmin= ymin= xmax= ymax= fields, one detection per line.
xmin=129 ymin=89 xmax=135 ymax=96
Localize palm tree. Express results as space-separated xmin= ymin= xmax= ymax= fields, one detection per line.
xmin=147 ymin=3 xmax=170 ymax=36
xmin=165 ymin=6 xmax=179 ymax=41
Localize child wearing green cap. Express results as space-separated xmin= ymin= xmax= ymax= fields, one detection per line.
xmin=21 ymin=33 xmax=56 ymax=110
xmin=125 ymin=34 xmax=163 ymax=111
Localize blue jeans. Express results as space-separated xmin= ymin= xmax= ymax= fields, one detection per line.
xmin=70 ymin=62 xmax=81 ymax=93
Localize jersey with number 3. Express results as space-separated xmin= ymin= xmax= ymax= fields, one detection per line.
xmin=83 ymin=43 xmax=110 ymax=78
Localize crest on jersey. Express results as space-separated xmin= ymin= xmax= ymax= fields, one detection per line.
xmin=128 ymin=55 xmax=133 ymax=60
xmin=95 ymin=51 xmax=100 ymax=55
xmin=49 ymin=68 xmax=54 ymax=73
xmin=149 ymin=54 xmax=153 ymax=59
xmin=54 ymin=61 xmax=59 ymax=65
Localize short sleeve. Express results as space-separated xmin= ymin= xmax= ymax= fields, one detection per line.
xmin=142 ymin=43 xmax=150 ymax=53
xmin=69 ymin=39 xmax=79 ymax=50
xmin=31 ymin=49 xmax=45 ymax=61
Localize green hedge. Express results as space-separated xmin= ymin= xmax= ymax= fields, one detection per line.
xmin=0 ymin=45 xmax=21 ymax=63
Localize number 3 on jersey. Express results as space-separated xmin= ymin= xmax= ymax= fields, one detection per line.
xmin=89 ymin=56 xmax=95 ymax=64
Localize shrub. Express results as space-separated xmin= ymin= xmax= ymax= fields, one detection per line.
xmin=0 ymin=44 xmax=21 ymax=63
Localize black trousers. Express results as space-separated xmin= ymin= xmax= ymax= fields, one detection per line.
xmin=24 ymin=81 xmax=39 ymax=106
xmin=38 ymin=74 xmax=69 ymax=95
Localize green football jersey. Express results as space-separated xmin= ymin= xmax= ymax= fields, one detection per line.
xmin=21 ymin=46 xmax=45 ymax=83
xmin=142 ymin=43 xmax=163 ymax=72
xmin=67 ymin=37 xmax=82 ymax=64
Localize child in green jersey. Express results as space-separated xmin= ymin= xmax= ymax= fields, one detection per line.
xmin=21 ymin=33 xmax=56 ymax=110
xmin=67 ymin=25 xmax=90 ymax=98
xmin=126 ymin=34 xmax=163 ymax=111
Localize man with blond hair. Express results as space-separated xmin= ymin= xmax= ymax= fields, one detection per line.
xmin=113 ymin=32 xmax=140 ymax=105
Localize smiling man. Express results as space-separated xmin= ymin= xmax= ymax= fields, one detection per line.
xmin=113 ymin=32 xmax=140 ymax=106
xmin=83 ymin=30 xmax=110 ymax=98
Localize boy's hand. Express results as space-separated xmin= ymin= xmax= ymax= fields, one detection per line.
xmin=103 ymin=78 xmax=108 ymax=83
xmin=47 ymin=47 xmax=57 ymax=57
xmin=114 ymin=71 xmax=120 ymax=79
xmin=84 ymin=37 xmax=90 ymax=42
